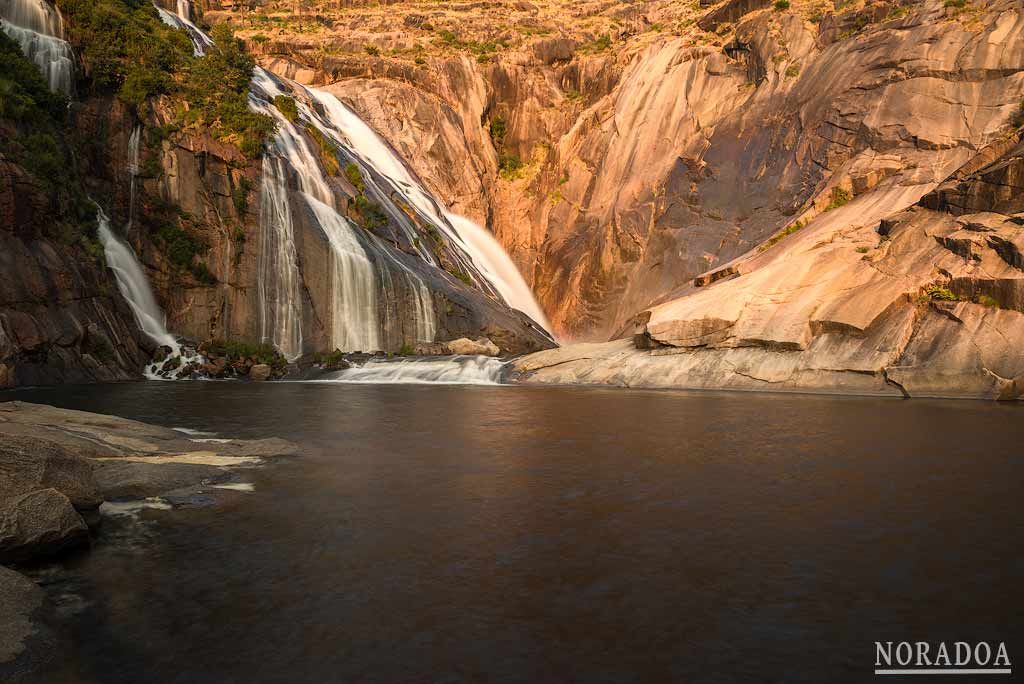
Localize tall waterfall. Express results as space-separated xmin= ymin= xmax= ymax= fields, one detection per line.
xmin=95 ymin=206 xmax=200 ymax=379
xmin=305 ymin=89 xmax=552 ymax=334
xmin=0 ymin=0 xmax=74 ymax=93
xmin=306 ymin=195 xmax=381 ymax=353
xmin=154 ymin=0 xmax=547 ymax=363
xmin=256 ymin=156 xmax=304 ymax=361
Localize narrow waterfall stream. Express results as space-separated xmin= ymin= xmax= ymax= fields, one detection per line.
xmin=95 ymin=207 xmax=201 ymax=379
xmin=0 ymin=0 xmax=75 ymax=93
xmin=126 ymin=125 xmax=141 ymax=233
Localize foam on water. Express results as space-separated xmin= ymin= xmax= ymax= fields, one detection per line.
xmin=323 ymin=356 xmax=507 ymax=385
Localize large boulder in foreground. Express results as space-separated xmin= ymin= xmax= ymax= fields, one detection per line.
xmin=0 ymin=435 xmax=102 ymax=510
xmin=0 ymin=489 xmax=89 ymax=563
xmin=0 ymin=434 xmax=99 ymax=562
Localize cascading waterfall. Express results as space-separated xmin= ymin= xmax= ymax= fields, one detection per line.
xmin=256 ymin=155 xmax=305 ymax=362
xmin=305 ymin=88 xmax=552 ymax=334
xmin=153 ymin=0 xmax=546 ymax=372
xmin=306 ymin=195 xmax=380 ymax=353
xmin=249 ymin=67 xmax=439 ymax=355
xmin=126 ymin=125 xmax=141 ymax=233
xmin=0 ymin=0 xmax=74 ymax=93
xmin=95 ymin=206 xmax=201 ymax=379
xmin=154 ymin=2 xmax=211 ymax=56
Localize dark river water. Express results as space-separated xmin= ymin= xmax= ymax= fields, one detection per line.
xmin=4 ymin=382 xmax=1023 ymax=683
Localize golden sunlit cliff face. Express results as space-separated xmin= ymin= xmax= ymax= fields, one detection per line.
xmin=204 ymin=0 xmax=1023 ymax=346
xmin=185 ymin=0 xmax=1024 ymax=399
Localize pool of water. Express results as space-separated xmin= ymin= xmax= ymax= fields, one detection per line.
xmin=4 ymin=382 xmax=1023 ymax=682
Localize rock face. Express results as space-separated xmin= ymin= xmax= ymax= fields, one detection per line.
xmin=0 ymin=565 xmax=47 ymax=672
xmin=514 ymin=128 xmax=1024 ymax=399
xmin=0 ymin=433 xmax=101 ymax=562
xmin=0 ymin=150 xmax=149 ymax=388
xmin=236 ymin=0 xmax=1024 ymax=348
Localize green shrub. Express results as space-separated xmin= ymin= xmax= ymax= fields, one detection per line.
xmin=352 ymin=195 xmax=388 ymax=230
xmin=397 ymin=343 xmax=415 ymax=356
xmin=190 ymin=261 xmax=217 ymax=285
xmin=977 ymin=294 xmax=1000 ymax=308
xmin=759 ymin=220 xmax=804 ymax=252
xmin=488 ymin=116 xmax=507 ymax=145
xmin=203 ymin=339 xmax=286 ymax=367
xmin=364 ymin=45 xmax=380 ymax=56
xmin=925 ymin=284 xmax=959 ymax=302
xmin=579 ymin=34 xmax=612 ymax=54
xmin=305 ymin=124 xmax=340 ymax=175
xmin=824 ymin=187 xmax=852 ymax=211
xmin=785 ymin=63 xmax=800 ymax=78
xmin=344 ymin=162 xmax=366 ymax=192
xmin=273 ymin=95 xmax=299 ymax=122
xmin=155 ymin=223 xmax=208 ymax=271
xmin=447 ymin=268 xmax=473 ymax=286
xmin=774 ymin=0 xmax=791 ymax=10
xmin=232 ymin=176 xmax=252 ymax=214
xmin=250 ymin=34 xmax=270 ymax=44
xmin=498 ymin=154 xmax=524 ymax=180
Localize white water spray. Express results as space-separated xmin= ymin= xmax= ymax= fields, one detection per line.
xmin=325 ymin=356 xmax=506 ymax=385
xmin=0 ymin=0 xmax=74 ymax=93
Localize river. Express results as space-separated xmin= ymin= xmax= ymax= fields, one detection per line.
xmin=4 ymin=382 xmax=1023 ymax=682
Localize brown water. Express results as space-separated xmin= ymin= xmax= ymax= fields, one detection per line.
xmin=4 ymin=382 xmax=1023 ymax=682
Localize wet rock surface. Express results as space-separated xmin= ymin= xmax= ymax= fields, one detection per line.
xmin=0 ymin=399 xmax=300 ymax=680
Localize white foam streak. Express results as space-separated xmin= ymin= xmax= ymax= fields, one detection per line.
xmin=326 ymin=356 xmax=506 ymax=385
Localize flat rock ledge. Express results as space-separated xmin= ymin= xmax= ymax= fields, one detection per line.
xmin=0 ymin=400 xmax=299 ymax=676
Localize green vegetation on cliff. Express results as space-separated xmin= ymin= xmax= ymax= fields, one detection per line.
xmin=55 ymin=0 xmax=274 ymax=157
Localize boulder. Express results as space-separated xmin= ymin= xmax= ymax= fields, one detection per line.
xmin=0 ymin=489 xmax=89 ymax=563
xmin=0 ymin=435 xmax=102 ymax=511
xmin=0 ymin=566 xmax=44 ymax=668
xmin=249 ymin=363 xmax=272 ymax=381
xmin=444 ymin=337 xmax=501 ymax=356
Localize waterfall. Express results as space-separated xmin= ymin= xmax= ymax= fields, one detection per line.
xmin=256 ymin=156 xmax=304 ymax=361
xmin=0 ymin=0 xmax=74 ymax=93
xmin=95 ymin=206 xmax=201 ymax=379
xmin=154 ymin=2 xmax=211 ymax=56
xmin=323 ymin=356 xmax=506 ymax=385
xmin=126 ymin=125 xmax=141 ymax=232
xmin=305 ymin=194 xmax=381 ymax=353
xmin=151 ymin=1 xmax=545 ymax=363
xmin=304 ymin=88 xmax=552 ymax=334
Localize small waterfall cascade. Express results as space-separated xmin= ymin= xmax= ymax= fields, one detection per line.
xmin=0 ymin=0 xmax=74 ymax=93
xmin=154 ymin=0 xmax=211 ymax=56
xmin=95 ymin=206 xmax=202 ymax=379
xmin=126 ymin=125 xmax=141 ymax=232
xmin=324 ymin=356 xmax=506 ymax=385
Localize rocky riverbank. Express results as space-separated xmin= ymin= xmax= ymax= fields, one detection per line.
xmin=0 ymin=400 xmax=298 ymax=680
